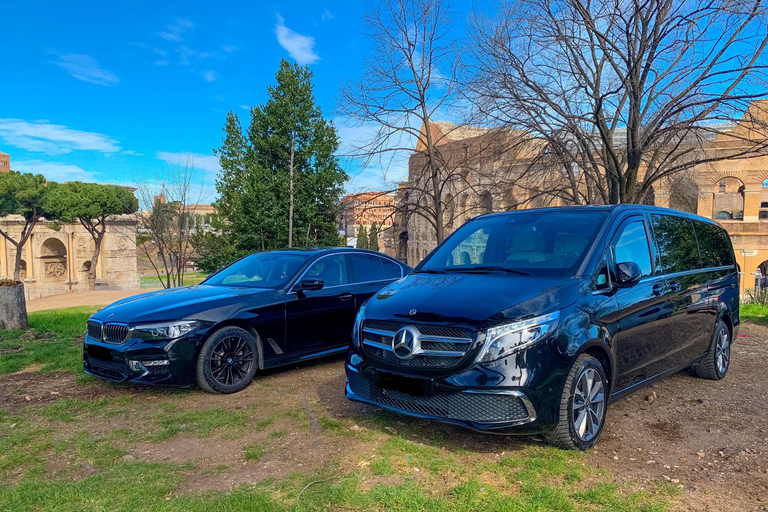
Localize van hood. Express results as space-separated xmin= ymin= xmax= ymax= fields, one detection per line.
xmin=365 ymin=273 xmax=580 ymax=329
xmin=91 ymin=285 xmax=278 ymax=324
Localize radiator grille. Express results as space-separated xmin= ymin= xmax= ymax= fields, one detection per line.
xmin=102 ymin=324 xmax=130 ymax=344
xmin=361 ymin=320 xmax=474 ymax=368
xmin=86 ymin=320 xmax=102 ymax=341
xmin=87 ymin=356 xmax=130 ymax=381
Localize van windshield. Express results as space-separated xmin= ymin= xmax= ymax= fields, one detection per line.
xmin=418 ymin=210 xmax=607 ymax=276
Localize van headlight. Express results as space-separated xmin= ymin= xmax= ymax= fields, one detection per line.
xmin=352 ymin=304 xmax=366 ymax=347
xmin=133 ymin=321 xmax=199 ymax=340
xmin=477 ymin=311 xmax=559 ymax=363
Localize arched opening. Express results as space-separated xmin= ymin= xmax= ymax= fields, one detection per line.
xmin=716 ymin=211 xmax=733 ymax=219
xmin=669 ymin=175 xmax=698 ymax=213
xmin=479 ymin=191 xmax=493 ymax=214
xmin=712 ymin=177 xmax=745 ymax=221
xmin=81 ymin=261 xmax=92 ymax=272
xmin=756 ymin=260 xmax=768 ymax=289
xmin=41 ymin=237 xmax=67 ymax=281
xmin=19 ymin=259 xmax=27 ymax=280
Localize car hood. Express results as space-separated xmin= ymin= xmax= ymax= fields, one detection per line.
xmin=91 ymin=284 xmax=278 ymax=324
xmin=365 ymin=273 xmax=580 ymax=329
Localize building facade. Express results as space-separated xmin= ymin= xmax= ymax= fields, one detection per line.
xmin=339 ymin=192 xmax=398 ymax=257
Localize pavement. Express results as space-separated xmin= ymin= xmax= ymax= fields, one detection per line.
xmin=26 ymin=288 xmax=161 ymax=312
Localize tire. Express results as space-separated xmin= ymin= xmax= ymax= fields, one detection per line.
xmin=195 ymin=326 xmax=259 ymax=394
xmin=545 ymin=354 xmax=608 ymax=450
xmin=694 ymin=320 xmax=730 ymax=380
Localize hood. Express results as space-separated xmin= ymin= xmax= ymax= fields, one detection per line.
xmin=91 ymin=284 xmax=277 ymax=324
xmin=365 ymin=273 xmax=580 ymax=329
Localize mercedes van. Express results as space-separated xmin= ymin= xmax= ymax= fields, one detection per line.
xmin=345 ymin=205 xmax=739 ymax=449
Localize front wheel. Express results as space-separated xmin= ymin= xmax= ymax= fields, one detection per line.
xmin=545 ymin=354 xmax=608 ymax=450
xmin=694 ymin=320 xmax=730 ymax=380
xmin=195 ymin=326 xmax=259 ymax=394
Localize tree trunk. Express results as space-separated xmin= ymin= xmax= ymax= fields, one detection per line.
xmin=0 ymin=283 xmax=28 ymax=330
xmin=288 ymin=132 xmax=295 ymax=248
xmin=12 ymin=243 xmax=22 ymax=281
xmin=88 ymin=236 xmax=103 ymax=290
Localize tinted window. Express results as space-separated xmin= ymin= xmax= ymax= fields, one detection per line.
xmin=420 ymin=211 xmax=607 ymax=276
xmin=651 ymin=215 xmax=701 ymax=273
xmin=205 ymin=252 xmax=310 ymax=288
xmin=694 ymin=221 xmax=734 ymax=268
xmin=305 ymin=254 xmax=348 ymax=287
xmin=381 ymin=258 xmax=402 ymax=279
xmin=349 ymin=254 xmax=386 ymax=282
xmin=613 ymin=220 xmax=652 ymax=277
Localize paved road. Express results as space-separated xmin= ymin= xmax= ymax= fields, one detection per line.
xmin=26 ymin=288 xmax=161 ymax=312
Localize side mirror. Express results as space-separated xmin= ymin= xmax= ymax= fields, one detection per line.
xmin=296 ymin=278 xmax=324 ymax=292
xmin=615 ymin=262 xmax=642 ymax=287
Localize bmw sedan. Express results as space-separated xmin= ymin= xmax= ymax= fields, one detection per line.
xmin=84 ymin=248 xmax=410 ymax=393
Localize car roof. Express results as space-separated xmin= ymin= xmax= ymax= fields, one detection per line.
xmin=259 ymin=247 xmax=404 ymax=260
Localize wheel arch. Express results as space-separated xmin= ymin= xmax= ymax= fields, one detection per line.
xmin=199 ymin=319 xmax=265 ymax=370
xmin=574 ymin=340 xmax=614 ymax=396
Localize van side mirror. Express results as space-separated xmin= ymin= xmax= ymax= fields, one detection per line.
xmin=296 ymin=278 xmax=324 ymax=292
xmin=615 ymin=262 xmax=642 ymax=287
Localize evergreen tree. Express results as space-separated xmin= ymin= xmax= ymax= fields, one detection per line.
xmin=195 ymin=60 xmax=347 ymax=272
xmin=368 ymin=222 xmax=379 ymax=251
xmin=356 ymin=225 xmax=368 ymax=249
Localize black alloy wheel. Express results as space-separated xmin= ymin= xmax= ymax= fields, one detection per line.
xmin=196 ymin=326 xmax=259 ymax=394
xmin=695 ymin=320 xmax=731 ymax=380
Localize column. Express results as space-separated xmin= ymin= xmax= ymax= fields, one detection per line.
xmin=697 ymin=192 xmax=714 ymax=219
xmin=26 ymin=237 xmax=35 ymax=278
xmin=67 ymin=232 xmax=74 ymax=290
xmin=0 ymin=236 xmax=7 ymax=278
xmin=743 ymin=190 xmax=761 ymax=222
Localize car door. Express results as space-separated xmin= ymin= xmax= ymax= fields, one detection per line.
xmin=607 ymin=215 xmax=672 ymax=392
xmin=284 ymin=253 xmax=357 ymax=355
xmin=347 ymin=252 xmax=403 ymax=306
xmin=650 ymin=214 xmax=712 ymax=370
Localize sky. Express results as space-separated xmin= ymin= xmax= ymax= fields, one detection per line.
xmin=0 ymin=0 xmax=473 ymax=202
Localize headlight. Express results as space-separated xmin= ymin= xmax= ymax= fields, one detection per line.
xmin=133 ymin=320 xmax=200 ymax=340
xmin=477 ymin=311 xmax=559 ymax=363
xmin=352 ymin=304 xmax=366 ymax=347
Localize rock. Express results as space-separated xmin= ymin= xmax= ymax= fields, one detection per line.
xmin=384 ymin=426 xmax=398 ymax=435
xmin=646 ymin=392 xmax=657 ymax=404
xmin=697 ymin=451 xmax=706 ymax=458
xmin=662 ymin=475 xmax=671 ymax=481
xmin=122 ymin=454 xmax=134 ymax=461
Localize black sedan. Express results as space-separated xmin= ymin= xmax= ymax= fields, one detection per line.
xmin=84 ymin=248 xmax=410 ymax=393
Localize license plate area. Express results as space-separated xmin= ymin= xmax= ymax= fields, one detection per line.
xmin=377 ymin=372 xmax=432 ymax=397
xmin=86 ymin=345 xmax=113 ymax=360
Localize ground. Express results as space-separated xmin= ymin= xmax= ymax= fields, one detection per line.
xmin=0 ymin=307 xmax=766 ymax=511
xmin=26 ymin=289 xmax=160 ymax=313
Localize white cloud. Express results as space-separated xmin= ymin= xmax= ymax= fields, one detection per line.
xmin=158 ymin=19 xmax=194 ymax=42
xmin=275 ymin=14 xmax=320 ymax=65
xmin=202 ymin=70 xmax=218 ymax=82
xmin=321 ymin=10 xmax=334 ymax=21
xmin=239 ymin=104 xmax=251 ymax=111
xmin=51 ymin=54 xmax=119 ymax=86
xmin=156 ymin=151 xmax=221 ymax=174
xmin=11 ymin=160 xmax=99 ymax=182
xmin=0 ymin=119 xmax=122 ymax=156
xmin=221 ymin=44 xmax=239 ymax=53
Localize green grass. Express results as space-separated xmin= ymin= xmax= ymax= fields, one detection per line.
xmin=152 ymin=407 xmax=250 ymax=442
xmin=140 ymin=271 xmax=207 ymax=289
xmin=740 ymin=303 xmax=768 ymax=326
xmin=243 ymin=443 xmax=266 ymax=461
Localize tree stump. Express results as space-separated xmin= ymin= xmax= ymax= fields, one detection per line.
xmin=0 ymin=280 xmax=28 ymax=330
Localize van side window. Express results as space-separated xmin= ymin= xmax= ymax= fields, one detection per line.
xmin=693 ymin=221 xmax=734 ymax=268
xmin=651 ymin=215 xmax=701 ymax=273
xmin=613 ymin=220 xmax=652 ymax=277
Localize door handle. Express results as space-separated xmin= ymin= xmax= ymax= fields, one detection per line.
xmin=652 ymin=283 xmax=664 ymax=296
xmin=669 ymin=280 xmax=682 ymax=293
xmin=339 ymin=293 xmax=353 ymax=301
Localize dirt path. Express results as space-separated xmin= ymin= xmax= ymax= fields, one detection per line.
xmin=26 ymin=288 xmax=160 ymax=312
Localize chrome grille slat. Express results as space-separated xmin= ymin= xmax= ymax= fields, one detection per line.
xmin=102 ymin=323 xmax=130 ymax=344
xmin=362 ymin=320 xmax=474 ymax=368
xmin=86 ymin=320 xmax=102 ymax=341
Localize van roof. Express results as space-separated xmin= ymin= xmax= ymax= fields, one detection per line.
xmin=475 ymin=204 xmax=718 ymax=225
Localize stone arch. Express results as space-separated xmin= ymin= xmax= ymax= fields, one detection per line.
xmin=40 ymin=237 xmax=67 ymax=281
xmin=712 ymin=176 xmax=745 ymax=221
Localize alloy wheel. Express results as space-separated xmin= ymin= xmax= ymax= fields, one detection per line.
xmin=715 ymin=326 xmax=730 ymax=375
xmin=571 ymin=367 xmax=606 ymax=442
xmin=209 ymin=336 xmax=255 ymax=386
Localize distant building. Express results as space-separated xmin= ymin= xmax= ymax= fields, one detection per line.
xmin=0 ymin=151 xmax=139 ymax=299
xmin=339 ymin=192 xmax=397 ymax=256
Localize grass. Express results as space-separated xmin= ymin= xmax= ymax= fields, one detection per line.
xmin=140 ymin=271 xmax=207 ymax=289
xmin=740 ymin=303 xmax=768 ymax=326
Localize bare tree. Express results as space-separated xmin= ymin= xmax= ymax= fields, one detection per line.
xmin=135 ymin=157 xmax=210 ymax=289
xmin=470 ymin=0 xmax=768 ymax=204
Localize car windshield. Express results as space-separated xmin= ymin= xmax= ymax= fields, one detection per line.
xmin=418 ymin=210 xmax=607 ymax=276
xmin=203 ymin=252 xmax=311 ymax=288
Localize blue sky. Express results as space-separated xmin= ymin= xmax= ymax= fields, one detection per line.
xmin=0 ymin=0 xmax=469 ymax=201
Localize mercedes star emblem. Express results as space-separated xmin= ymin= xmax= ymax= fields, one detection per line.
xmin=392 ymin=326 xmax=420 ymax=359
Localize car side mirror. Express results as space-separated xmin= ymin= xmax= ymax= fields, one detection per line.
xmin=296 ymin=278 xmax=324 ymax=292
xmin=615 ymin=262 xmax=642 ymax=287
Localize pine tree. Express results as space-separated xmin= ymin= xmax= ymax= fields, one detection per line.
xmin=368 ymin=222 xmax=379 ymax=251
xmin=356 ymin=225 xmax=368 ymax=249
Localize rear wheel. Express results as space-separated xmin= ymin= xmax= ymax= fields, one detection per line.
xmin=195 ymin=326 xmax=258 ymax=394
xmin=545 ymin=354 xmax=608 ymax=450
xmin=694 ymin=320 xmax=730 ymax=380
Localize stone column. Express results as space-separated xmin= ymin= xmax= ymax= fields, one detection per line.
xmin=697 ymin=192 xmax=714 ymax=219
xmin=67 ymin=231 xmax=74 ymax=291
xmin=25 ymin=238 xmax=34 ymax=278
xmin=0 ymin=237 xmax=7 ymax=278
xmin=743 ymin=190 xmax=761 ymax=222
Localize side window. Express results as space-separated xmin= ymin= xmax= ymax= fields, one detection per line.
xmin=380 ymin=258 xmax=402 ymax=279
xmin=612 ymin=219 xmax=653 ymax=277
xmin=304 ymin=255 xmax=348 ymax=287
xmin=349 ymin=254 xmax=386 ymax=283
xmin=651 ymin=215 xmax=701 ymax=273
xmin=694 ymin=221 xmax=734 ymax=268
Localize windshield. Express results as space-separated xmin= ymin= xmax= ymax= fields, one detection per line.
xmin=204 ymin=252 xmax=311 ymax=288
xmin=418 ymin=210 xmax=607 ymax=276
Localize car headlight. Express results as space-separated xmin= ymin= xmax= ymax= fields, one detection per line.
xmin=477 ymin=311 xmax=559 ymax=363
xmin=133 ymin=320 xmax=200 ymax=340
xmin=352 ymin=303 xmax=366 ymax=347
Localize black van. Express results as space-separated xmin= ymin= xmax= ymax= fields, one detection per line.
xmin=345 ymin=205 xmax=739 ymax=449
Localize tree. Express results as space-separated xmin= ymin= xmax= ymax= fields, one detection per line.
xmin=46 ymin=182 xmax=139 ymax=289
xmin=197 ymin=60 xmax=347 ymax=272
xmin=135 ymin=156 xmax=209 ymax=288
xmin=356 ymin=225 xmax=369 ymax=249
xmin=0 ymin=171 xmax=52 ymax=280
xmin=368 ymin=222 xmax=379 ymax=251
xmin=470 ymin=0 xmax=768 ymax=204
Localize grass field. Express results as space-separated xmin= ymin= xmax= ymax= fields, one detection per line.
xmin=140 ymin=272 xmax=208 ymax=289
xmin=0 ymin=307 xmax=679 ymax=512
xmin=739 ymin=303 xmax=768 ymax=326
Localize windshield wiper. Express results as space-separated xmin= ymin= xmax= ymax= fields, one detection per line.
xmin=414 ymin=268 xmax=447 ymax=274
xmin=445 ymin=266 xmax=532 ymax=276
